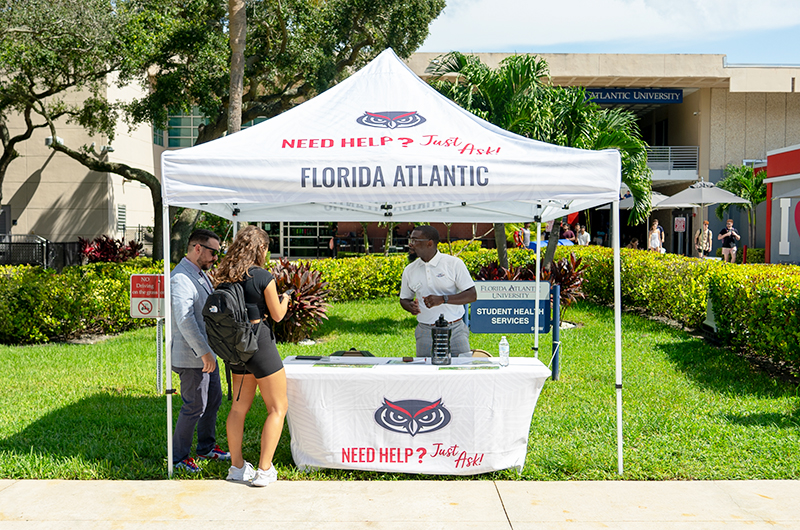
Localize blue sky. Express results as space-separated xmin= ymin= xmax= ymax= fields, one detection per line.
xmin=419 ymin=0 xmax=800 ymax=65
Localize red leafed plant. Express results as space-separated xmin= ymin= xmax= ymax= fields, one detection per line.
xmin=78 ymin=235 xmax=142 ymax=263
xmin=476 ymin=253 xmax=586 ymax=318
xmin=269 ymin=258 xmax=330 ymax=343
xmin=540 ymin=252 xmax=586 ymax=310
xmin=476 ymin=262 xmax=513 ymax=281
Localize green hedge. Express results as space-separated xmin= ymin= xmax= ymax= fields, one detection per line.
xmin=558 ymin=246 xmax=800 ymax=367
xmin=0 ymin=259 xmax=162 ymax=344
xmin=708 ymin=264 xmax=800 ymax=363
xmin=6 ymin=249 xmax=798 ymax=368
xmin=309 ymin=255 xmax=407 ymax=301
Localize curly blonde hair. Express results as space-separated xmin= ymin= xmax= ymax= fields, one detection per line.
xmin=213 ymin=225 xmax=270 ymax=285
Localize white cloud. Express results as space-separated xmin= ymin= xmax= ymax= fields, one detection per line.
xmin=420 ymin=0 xmax=800 ymax=52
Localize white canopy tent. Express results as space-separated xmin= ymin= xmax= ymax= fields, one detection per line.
xmin=160 ymin=48 xmax=625 ymax=475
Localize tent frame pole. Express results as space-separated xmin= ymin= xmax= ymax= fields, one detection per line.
xmin=163 ymin=203 xmax=174 ymax=478
xmin=534 ymin=206 xmax=542 ymax=359
xmin=612 ymin=199 xmax=623 ymax=475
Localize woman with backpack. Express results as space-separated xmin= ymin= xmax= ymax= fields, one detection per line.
xmin=212 ymin=225 xmax=290 ymax=487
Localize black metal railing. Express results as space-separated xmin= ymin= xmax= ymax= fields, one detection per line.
xmin=0 ymin=236 xmax=82 ymax=271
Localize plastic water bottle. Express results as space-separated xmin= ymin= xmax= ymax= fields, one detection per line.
xmin=499 ymin=336 xmax=510 ymax=367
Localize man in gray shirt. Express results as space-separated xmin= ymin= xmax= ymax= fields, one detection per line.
xmin=171 ymin=229 xmax=229 ymax=472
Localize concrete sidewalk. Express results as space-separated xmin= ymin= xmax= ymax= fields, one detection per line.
xmin=1 ymin=479 xmax=798 ymax=529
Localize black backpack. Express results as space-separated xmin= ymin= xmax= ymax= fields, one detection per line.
xmin=202 ymin=281 xmax=260 ymax=399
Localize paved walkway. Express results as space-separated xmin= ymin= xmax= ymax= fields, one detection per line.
xmin=1 ymin=479 xmax=799 ymax=529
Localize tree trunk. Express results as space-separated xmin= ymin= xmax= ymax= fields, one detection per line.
xmin=543 ymin=218 xmax=563 ymax=270
xmin=48 ymin=141 xmax=165 ymax=261
xmin=0 ymin=107 xmax=43 ymax=205
xmin=359 ymin=222 xmax=370 ymax=254
xmin=493 ymin=223 xmax=508 ymax=269
xmin=228 ymin=0 xmax=246 ymax=135
xmin=170 ymin=208 xmax=201 ymax=263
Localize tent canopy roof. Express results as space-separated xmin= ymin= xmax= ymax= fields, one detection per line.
xmin=161 ymin=49 xmax=621 ymax=223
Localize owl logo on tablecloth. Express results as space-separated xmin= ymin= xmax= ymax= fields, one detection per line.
xmin=356 ymin=111 xmax=426 ymax=129
xmin=374 ymin=398 xmax=451 ymax=436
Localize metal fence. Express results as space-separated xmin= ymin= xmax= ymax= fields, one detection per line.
xmin=0 ymin=235 xmax=82 ymax=271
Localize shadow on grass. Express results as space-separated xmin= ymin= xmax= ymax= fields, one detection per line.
xmin=719 ymin=409 xmax=800 ymax=430
xmin=0 ymin=390 xmax=299 ymax=480
xmin=656 ymin=339 xmax=795 ymax=399
xmin=0 ymin=392 xmax=168 ymax=479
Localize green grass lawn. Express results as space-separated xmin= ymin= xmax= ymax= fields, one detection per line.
xmin=1 ymin=298 xmax=798 ymax=480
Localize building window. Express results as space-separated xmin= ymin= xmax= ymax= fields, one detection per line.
xmin=0 ymin=205 xmax=10 ymax=236
xmin=117 ymin=204 xmax=127 ymax=234
xmin=166 ymin=107 xmax=208 ymax=147
xmin=160 ymin=109 xmax=265 ymax=148
xmin=243 ymin=117 xmax=266 ymax=128
xmin=153 ymin=126 xmax=164 ymax=146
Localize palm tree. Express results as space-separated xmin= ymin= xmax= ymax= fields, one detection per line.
xmin=427 ymin=52 xmax=652 ymax=268
xmin=714 ymin=164 xmax=767 ymax=247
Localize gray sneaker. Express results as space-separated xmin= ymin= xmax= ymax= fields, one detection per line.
xmin=251 ymin=464 xmax=277 ymax=487
xmin=226 ymin=461 xmax=256 ymax=484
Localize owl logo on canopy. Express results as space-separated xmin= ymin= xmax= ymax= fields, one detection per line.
xmin=357 ymin=111 xmax=426 ymax=129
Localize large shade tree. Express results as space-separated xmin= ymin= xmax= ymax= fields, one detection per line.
xmin=123 ymin=0 xmax=446 ymax=260
xmin=427 ymin=52 xmax=652 ymax=267
xmin=0 ymin=0 xmax=179 ymax=260
xmin=1 ymin=0 xmax=445 ymax=262
xmin=0 ymin=0 xmax=121 ymax=201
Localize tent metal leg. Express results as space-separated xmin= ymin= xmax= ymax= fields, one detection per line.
xmin=163 ymin=203 xmax=174 ymax=478
xmin=613 ymin=200 xmax=623 ymax=475
xmin=534 ymin=218 xmax=541 ymax=359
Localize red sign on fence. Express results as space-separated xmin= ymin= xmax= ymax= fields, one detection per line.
xmin=130 ymin=275 xmax=165 ymax=318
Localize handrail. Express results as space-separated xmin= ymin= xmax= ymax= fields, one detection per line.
xmin=646 ymin=146 xmax=699 ymax=171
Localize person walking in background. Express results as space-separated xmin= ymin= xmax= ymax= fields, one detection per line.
xmin=648 ymin=221 xmax=662 ymax=252
xmin=577 ymin=225 xmax=591 ymax=246
xmin=718 ymin=218 xmax=741 ymax=263
xmin=625 ymin=238 xmax=640 ymax=250
xmin=522 ymin=222 xmax=532 ymax=248
xmin=562 ymin=223 xmax=577 ymax=243
xmin=171 ymin=229 xmax=230 ymax=473
xmin=694 ymin=220 xmax=713 ymax=258
xmin=213 ymin=225 xmax=290 ymax=487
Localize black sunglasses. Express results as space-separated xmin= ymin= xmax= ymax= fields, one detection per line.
xmin=198 ymin=243 xmax=220 ymax=256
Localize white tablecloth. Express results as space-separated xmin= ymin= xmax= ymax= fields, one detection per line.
xmin=284 ymin=356 xmax=551 ymax=475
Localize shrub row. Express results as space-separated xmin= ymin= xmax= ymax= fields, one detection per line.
xmin=309 ymin=255 xmax=407 ymax=301
xmin=6 ymin=245 xmax=798 ymax=368
xmin=0 ymin=258 xmax=162 ymax=344
xmin=558 ymin=246 xmax=800 ymax=367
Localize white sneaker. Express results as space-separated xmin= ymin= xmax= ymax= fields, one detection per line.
xmin=251 ymin=464 xmax=277 ymax=487
xmin=226 ymin=461 xmax=256 ymax=484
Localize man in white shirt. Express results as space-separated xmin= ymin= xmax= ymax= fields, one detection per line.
xmin=577 ymin=225 xmax=591 ymax=246
xmin=399 ymin=225 xmax=477 ymax=357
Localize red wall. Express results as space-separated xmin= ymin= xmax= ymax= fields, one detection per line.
xmin=767 ymin=148 xmax=800 ymax=178
xmin=766 ymin=145 xmax=800 ymax=263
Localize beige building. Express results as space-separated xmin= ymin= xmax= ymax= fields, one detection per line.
xmin=409 ymin=53 xmax=800 ymax=252
xmin=3 ymin=53 xmax=800 ymax=256
xmin=1 ymin=77 xmax=161 ymax=248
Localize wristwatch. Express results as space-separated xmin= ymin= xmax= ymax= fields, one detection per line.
xmin=442 ymin=295 xmax=449 ymax=304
